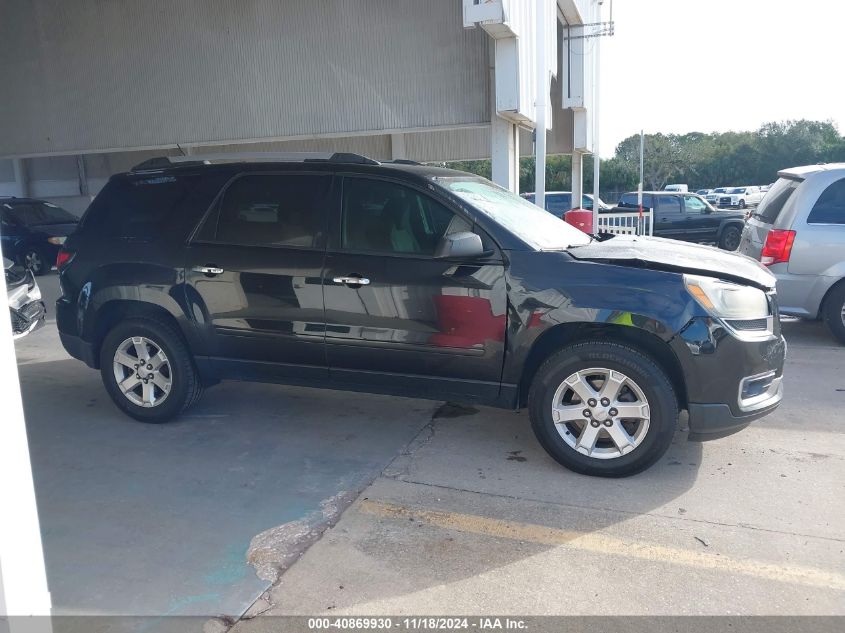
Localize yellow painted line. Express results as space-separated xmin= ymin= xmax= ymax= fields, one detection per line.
xmin=358 ymin=499 xmax=845 ymax=591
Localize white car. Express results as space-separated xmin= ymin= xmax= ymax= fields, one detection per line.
xmin=705 ymin=187 xmax=729 ymax=206
xmin=717 ymin=186 xmax=764 ymax=209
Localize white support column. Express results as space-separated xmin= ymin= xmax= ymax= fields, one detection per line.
xmin=571 ymin=151 xmax=583 ymax=210
xmin=12 ymin=159 xmax=29 ymax=198
xmin=534 ymin=0 xmax=548 ymax=210
xmin=592 ymin=11 xmax=601 ymax=229
xmin=390 ymin=134 xmax=406 ymax=161
xmin=0 ymin=274 xmax=52 ymax=622
xmin=491 ymin=114 xmax=519 ymax=192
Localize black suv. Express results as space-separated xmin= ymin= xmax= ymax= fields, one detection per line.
xmin=56 ymin=154 xmax=785 ymax=477
xmin=611 ymin=192 xmax=746 ymax=250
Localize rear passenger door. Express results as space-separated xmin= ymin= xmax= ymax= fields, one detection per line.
xmin=789 ymin=177 xmax=845 ymax=276
xmin=184 ymin=172 xmax=334 ymax=380
xmin=322 ymin=176 xmax=507 ymax=402
xmin=654 ymin=195 xmax=684 ymax=239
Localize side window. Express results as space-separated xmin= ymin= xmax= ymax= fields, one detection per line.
xmin=807 ymin=179 xmax=845 ymax=224
xmin=618 ymin=193 xmax=637 ymax=208
xmin=215 ymin=175 xmax=331 ymax=248
xmin=545 ymin=194 xmax=571 ymax=214
xmin=342 ymin=178 xmax=470 ymax=256
xmin=684 ymin=195 xmax=708 ymax=213
xmin=658 ymin=196 xmax=681 ymax=213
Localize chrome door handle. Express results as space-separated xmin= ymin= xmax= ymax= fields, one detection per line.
xmin=333 ymin=275 xmax=370 ymax=286
xmin=193 ymin=266 xmax=224 ymax=275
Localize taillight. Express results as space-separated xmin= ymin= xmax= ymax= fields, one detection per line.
xmin=56 ymin=248 xmax=76 ymax=270
xmin=760 ymin=229 xmax=795 ymax=266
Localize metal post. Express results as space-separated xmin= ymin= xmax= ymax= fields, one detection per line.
xmin=571 ymin=151 xmax=583 ymax=209
xmin=534 ymin=0 xmax=547 ymax=210
xmin=637 ymin=130 xmax=645 ymax=235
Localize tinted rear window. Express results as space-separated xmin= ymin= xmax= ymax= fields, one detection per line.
xmin=754 ymin=178 xmax=799 ymax=224
xmin=82 ymin=173 xmax=230 ymax=241
xmin=807 ymin=178 xmax=845 ymax=224
xmin=82 ymin=175 xmax=192 ymax=240
xmin=618 ymin=193 xmax=652 ymax=208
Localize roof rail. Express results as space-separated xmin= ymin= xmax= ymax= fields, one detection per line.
xmin=130 ymin=152 xmax=380 ymax=172
xmin=384 ymin=159 xmax=421 ymax=165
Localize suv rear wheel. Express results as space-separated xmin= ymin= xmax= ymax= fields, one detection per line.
xmin=528 ymin=340 xmax=679 ymax=477
xmin=822 ymin=283 xmax=845 ymax=345
xmin=99 ymin=317 xmax=203 ymax=422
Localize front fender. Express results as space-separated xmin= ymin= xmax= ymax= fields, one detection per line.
xmin=502 ymin=252 xmax=703 ymax=385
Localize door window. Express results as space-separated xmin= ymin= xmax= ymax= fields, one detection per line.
xmin=684 ymin=195 xmax=708 ymax=213
xmin=807 ymin=179 xmax=845 ymax=224
xmin=341 ymin=178 xmax=470 ymax=256
xmin=214 ymin=174 xmax=331 ymax=248
xmin=657 ymin=196 xmax=682 ymax=213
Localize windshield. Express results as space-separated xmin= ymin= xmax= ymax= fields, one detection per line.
xmin=729 ymin=187 xmax=746 ymax=194
xmin=4 ymin=201 xmax=78 ymax=226
xmin=714 ymin=188 xmax=727 ymax=193
xmin=435 ymin=177 xmax=591 ymax=250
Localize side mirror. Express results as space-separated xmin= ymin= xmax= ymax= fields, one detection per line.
xmin=434 ymin=231 xmax=485 ymax=259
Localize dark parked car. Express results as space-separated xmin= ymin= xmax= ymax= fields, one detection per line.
xmin=521 ymin=191 xmax=609 ymax=217
xmin=611 ymin=192 xmax=746 ymax=250
xmin=0 ymin=197 xmax=79 ymax=274
xmin=56 ymin=154 xmax=785 ymax=477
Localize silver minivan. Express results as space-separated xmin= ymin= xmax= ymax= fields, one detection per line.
xmin=738 ymin=163 xmax=845 ymax=343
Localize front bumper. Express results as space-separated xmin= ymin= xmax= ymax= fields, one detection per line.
xmin=671 ymin=316 xmax=786 ymax=441
xmin=11 ymin=300 xmax=46 ymax=339
xmin=687 ymin=376 xmax=783 ymax=440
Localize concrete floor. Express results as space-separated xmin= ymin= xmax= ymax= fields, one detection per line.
xmin=14 ymin=275 xmax=438 ymax=617
xmin=231 ymin=321 xmax=845 ymax=624
xmin=13 ymin=274 xmax=845 ymax=624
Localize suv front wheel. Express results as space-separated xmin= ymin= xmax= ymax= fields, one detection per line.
xmin=100 ymin=317 xmax=203 ymax=423
xmin=528 ymin=340 xmax=679 ymax=477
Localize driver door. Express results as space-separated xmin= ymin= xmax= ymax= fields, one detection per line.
xmin=682 ymin=195 xmax=718 ymax=241
xmin=323 ymin=176 xmax=507 ymax=401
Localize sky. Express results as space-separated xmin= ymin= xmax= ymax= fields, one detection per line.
xmin=597 ymin=0 xmax=845 ymax=157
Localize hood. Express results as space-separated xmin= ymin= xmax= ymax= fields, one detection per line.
xmin=28 ymin=222 xmax=78 ymax=236
xmin=567 ymin=235 xmax=776 ymax=290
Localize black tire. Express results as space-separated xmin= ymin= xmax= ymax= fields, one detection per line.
xmin=528 ymin=340 xmax=679 ymax=477
xmin=738 ymin=199 xmax=747 ymax=210
xmin=22 ymin=247 xmax=50 ymax=275
xmin=99 ymin=317 xmax=203 ymax=423
xmin=822 ymin=283 xmax=845 ymax=345
xmin=718 ymin=224 xmax=742 ymax=251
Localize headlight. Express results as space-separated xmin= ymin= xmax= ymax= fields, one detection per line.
xmin=684 ymin=275 xmax=769 ymax=319
xmin=47 ymin=236 xmax=66 ymax=245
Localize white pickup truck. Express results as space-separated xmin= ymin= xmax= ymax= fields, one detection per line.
xmin=717 ymin=186 xmax=764 ymax=209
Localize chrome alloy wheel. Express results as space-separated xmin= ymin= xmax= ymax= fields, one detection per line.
xmin=113 ymin=336 xmax=172 ymax=408
xmin=551 ymin=367 xmax=650 ymax=459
